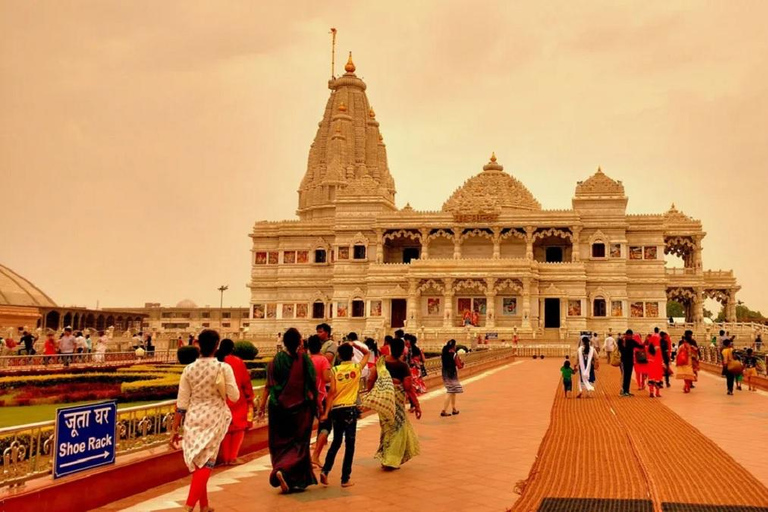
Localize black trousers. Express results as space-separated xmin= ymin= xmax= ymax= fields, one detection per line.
xmin=322 ymin=407 xmax=358 ymax=483
xmin=726 ymin=371 xmax=735 ymax=393
xmin=621 ymin=359 xmax=634 ymax=393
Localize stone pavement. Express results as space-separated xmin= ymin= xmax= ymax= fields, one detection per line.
xmin=93 ymin=358 xmax=768 ymax=512
xmin=94 ymin=358 xmax=561 ymax=512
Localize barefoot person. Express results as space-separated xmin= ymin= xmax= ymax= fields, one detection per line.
xmin=217 ymin=338 xmax=255 ymax=465
xmin=257 ymin=328 xmax=318 ymax=493
xmin=308 ymin=335 xmax=332 ymax=469
xmin=440 ymin=339 xmax=464 ymax=416
xmin=366 ymin=336 xmax=421 ymax=469
xmin=169 ymin=329 xmax=239 ymax=512
xmin=576 ymin=335 xmax=597 ymax=398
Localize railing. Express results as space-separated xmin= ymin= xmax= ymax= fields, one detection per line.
xmin=665 ymin=267 xmax=696 ymax=276
xmin=697 ymin=345 xmax=767 ymax=375
xmin=0 ymin=350 xmax=177 ymax=370
xmin=0 ymin=348 xmax=516 ymax=488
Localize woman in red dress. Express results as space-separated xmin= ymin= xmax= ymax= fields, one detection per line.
xmin=645 ymin=334 xmax=664 ymax=398
xmin=217 ymin=338 xmax=255 ymax=465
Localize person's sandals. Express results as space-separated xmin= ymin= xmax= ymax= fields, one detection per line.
xmin=452 ymin=409 xmax=460 ymax=415
xmin=341 ymin=480 xmax=355 ymax=488
xmin=311 ymin=459 xmax=323 ymax=469
xmin=276 ymin=470 xmax=290 ymax=493
xmin=440 ymin=411 xmax=451 ymax=417
xmin=319 ymin=472 xmax=329 ymax=485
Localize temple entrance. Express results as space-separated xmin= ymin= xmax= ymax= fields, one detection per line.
xmin=545 ymin=247 xmax=563 ymax=263
xmin=544 ymin=298 xmax=561 ymax=328
xmin=390 ymin=299 xmax=407 ymax=328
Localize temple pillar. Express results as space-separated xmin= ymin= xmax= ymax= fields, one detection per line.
xmin=522 ymin=278 xmax=532 ymax=329
xmin=485 ymin=278 xmax=497 ymax=328
xmin=693 ymin=287 xmax=704 ymax=325
xmin=726 ymin=291 xmax=737 ymax=322
xmin=443 ymin=278 xmax=454 ymax=328
xmin=492 ymin=228 xmax=501 ymax=259
xmin=571 ymin=226 xmax=581 ymax=262
xmin=453 ymin=230 xmax=462 ymax=259
xmin=525 ymin=226 xmax=534 ymax=260
xmin=375 ymin=229 xmax=384 ymax=263
xmin=419 ymin=229 xmax=430 ymax=260
xmin=694 ymin=236 xmax=703 ymax=275
xmin=407 ymin=279 xmax=419 ymax=327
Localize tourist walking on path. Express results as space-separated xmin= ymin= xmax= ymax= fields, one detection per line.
xmin=675 ymin=331 xmax=698 ymax=393
xmin=440 ymin=339 xmax=464 ymax=416
xmin=560 ymin=360 xmax=575 ymax=398
xmin=634 ymin=335 xmax=650 ymax=390
xmin=308 ymin=335 xmax=332 ymax=469
xmin=646 ymin=332 xmax=665 ymax=398
xmin=660 ymin=331 xmax=673 ymax=388
xmin=408 ymin=335 xmax=427 ymax=396
xmin=58 ymin=327 xmax=76 ymax=367
xmin=366 ymin=336 xmax=421 ymax=469
xmin=319 ymin=342 xmax=370 ymax=487
xmin=603 ymin=333 xmax=616 ymax=363
xmin=316 ymin=323 xmax=337 ymax=365
xmin=744 ymin=348 xmax=759 ymax=391
xmin=169 ymin=329 xmax=239 ymax=512
xmin=94 ymin=330 xmax=108 ymax=364
xmin=576 ymin=336 xmax=597 ymax=398
xmin=618 ymin=330 xmax=643 ymax=396
xmin=43 ymin=332 xmax=57 ymax=364
xmin=721 ymin=339 xmax=738 ymax=395
xmin=257 ymin=328 xmax=318 ymax=493
xmin=217 ymin=338 xmax=255 ymax=466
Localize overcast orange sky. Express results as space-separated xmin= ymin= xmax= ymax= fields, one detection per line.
xmin=1 ymin=2 xmax=766 ymax=313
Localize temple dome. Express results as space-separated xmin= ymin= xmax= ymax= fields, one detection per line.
xmin=442 ymin=154 xmax=541 ymax=214
xmin=0 ymin=264 xmax=57 ymax=307
xmin=175 ymin=299 xmax=198 ymax=309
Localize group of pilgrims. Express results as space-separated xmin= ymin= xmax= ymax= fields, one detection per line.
xmin=169 ymin=325 xmax=465 ymax=511
xmin=562 ymin=328 xmax=761 ymax=399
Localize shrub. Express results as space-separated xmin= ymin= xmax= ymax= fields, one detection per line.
xmin=177 ymin=345 xmax=199 ymax=365
xmin=233 ymin=341 xmax=258 ymax=361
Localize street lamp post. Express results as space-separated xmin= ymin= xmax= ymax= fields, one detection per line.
xmin=218 ymin=285 xmax=229 ymax=328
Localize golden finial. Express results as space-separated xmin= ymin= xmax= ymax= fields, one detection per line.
xmin=671 ymin=202 xmax=676 ymax=209
xmin=597 ymin=165 xmax=603 ymax=173
xmin=345 ymin=51 xmax=356 ymax=73
xmin=338 ymin=101 xmax=347 ymax=112
xmin=369 ymin=107 xmax=376 ymax=118
xmin=490 ymin=152 xmax=497 ymax=163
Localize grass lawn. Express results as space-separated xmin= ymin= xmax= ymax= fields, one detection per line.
xmin=1 ymin=379 xmax=266 ymax=429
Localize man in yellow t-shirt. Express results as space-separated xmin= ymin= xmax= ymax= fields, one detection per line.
xmin=320 ymin=341 xmax=369 ymax=487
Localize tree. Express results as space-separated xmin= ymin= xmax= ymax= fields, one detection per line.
xmin=703 ymin=307 xmax=714 ymax=319
xmin=715 ymin=303 xmax=767 ymax=323
xmin=666 ymin=301 xmax=685 ymax=318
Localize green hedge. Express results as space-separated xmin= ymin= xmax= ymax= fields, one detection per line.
xmin=0 ymin=373 xmax=160 ymax=390
xmin=233 ymin=341 xmax=258 ymax=360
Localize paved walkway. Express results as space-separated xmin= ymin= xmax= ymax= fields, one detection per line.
xmin=511 ymin=363 xmax=768 ymax=512
xmin=94 ymin=359 xmax=560 ymax=512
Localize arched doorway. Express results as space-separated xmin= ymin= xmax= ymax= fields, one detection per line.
xmin=106 ymin=315 xmax=115 ymax=329
xmin=63 ymin=312 xmax=73 ymax=329
xmin=85 ymin=314 xmax=95 ymax=329
xmin=96 ymin=315 xmax=106 ymax=331
xmin=73 ymin=314 xmax=80 ymax=331
xmin=46 ymin=311 xmax=60 ymax=330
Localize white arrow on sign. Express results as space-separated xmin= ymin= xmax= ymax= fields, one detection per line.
xmin=60 ymin=450 xmax=111 ymax=468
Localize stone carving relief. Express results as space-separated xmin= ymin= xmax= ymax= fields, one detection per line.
xmin=452 ymin=278 xmax=488 ymax=294
xmin=495 ymin=278 xmax=524 ymax=293
xmin=418 ymin=279 xmax=445 ymax=294
xmin=575 ymin=168 xmax=625 ymax=196
xmin=383 ymin=229 xmax=422 ymax=242
xmin=533 ymin=228 xmax=574 ymax=242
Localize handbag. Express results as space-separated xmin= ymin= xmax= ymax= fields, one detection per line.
xmin=361 ymin=358 xmax=396 ymax=421
xmin=727 ymin=360 xmax=744 ymax=375
xmin=215 ymin=362 xmax=227 ymax=400
xmin=610 ymin=350 xmax=621 ymax=367
xmin=635 ymin=350 xmax=648 ymax=365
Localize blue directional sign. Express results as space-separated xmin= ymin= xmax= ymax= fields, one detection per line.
xmin=54 ymin=401 xmax=117 ymax=479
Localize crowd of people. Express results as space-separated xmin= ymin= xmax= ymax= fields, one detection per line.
xmin=0 ymin=327 xmax=111 ymax=365
xmin=169 ymin=324 xmax=466 ymax=508
xmin=560 ymin=328 xmax=762 ymax=398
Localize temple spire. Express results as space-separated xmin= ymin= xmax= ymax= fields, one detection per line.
xmin=345 ymin=52 xmax=356 ymax=73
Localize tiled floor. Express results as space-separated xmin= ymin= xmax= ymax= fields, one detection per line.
xmin=94 ymin=358 xmax=560 ymax=512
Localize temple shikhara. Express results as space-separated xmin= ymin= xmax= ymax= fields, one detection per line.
xmin=249 ymin=54 xmax=740 ymax=340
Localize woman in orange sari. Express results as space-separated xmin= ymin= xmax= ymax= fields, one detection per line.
xmin=675 ymin=330 xmax=699 ymax=393
xmin=217 ymin=338 xmax=255 ymax=465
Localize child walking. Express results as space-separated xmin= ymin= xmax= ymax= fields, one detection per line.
xmin=561 ymin=360 xmax=575 ymax=398
xmin=744 ymin=348 xmax=758 ymax=391
xmin=320 ymin=342 xmax=369 ymax=488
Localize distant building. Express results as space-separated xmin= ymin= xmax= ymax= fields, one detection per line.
xmin=0 ymin=264 xmax=144 ymax=332
xmin=104 ymin=300 xmax=250 ymax=334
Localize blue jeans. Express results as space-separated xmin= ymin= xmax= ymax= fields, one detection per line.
xmin=322 ymin=407 xmax=358 ymax=483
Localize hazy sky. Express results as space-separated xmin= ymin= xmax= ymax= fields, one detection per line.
xmin=1 ymin=1 xmax=766 ymax=312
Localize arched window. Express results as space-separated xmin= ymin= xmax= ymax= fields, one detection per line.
xmin=312 ymin=302 xmax=325 ymax=319
xmin=351 ymin=300 xmax=365 ymax=317
xmin=593 ymin=298 xmax=607 ymax=317
xmin=592 ymin=243 xmax=606 ymax=258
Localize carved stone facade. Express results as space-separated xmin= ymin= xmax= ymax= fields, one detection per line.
xmin=249 ymin=58 xmax=740 ymax=340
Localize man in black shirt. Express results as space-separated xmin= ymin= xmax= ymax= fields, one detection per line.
xmin=20 ymin=331 xmax=37 ymax=355
xmin=618 ymin=329 xmax=642 ymax=396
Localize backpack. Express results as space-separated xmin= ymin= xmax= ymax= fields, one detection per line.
xmin=635 ymin=349 xmax=648 ymax=365
xmin=676 ymin=346 xmax=689 ymax=366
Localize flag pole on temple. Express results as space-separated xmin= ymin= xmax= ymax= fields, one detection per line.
xmin=330 ymin=27 xmax=337 ymax=79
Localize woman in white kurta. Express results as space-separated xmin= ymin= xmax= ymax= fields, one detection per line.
xmin=577 ymin=336 xmax=596 ymax=398
xmin=170 ymin=330 xmax=239 ymax=512
xmin=93 ymin=331 xmax=108 ymax=364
